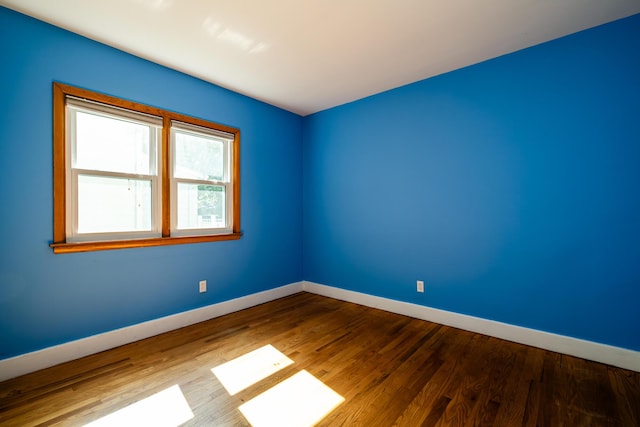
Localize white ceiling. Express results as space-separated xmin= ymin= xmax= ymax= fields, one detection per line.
xmin=2 ymin=1 xmax=639 ymax=116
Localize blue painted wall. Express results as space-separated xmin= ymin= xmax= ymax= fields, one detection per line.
xmin=303 ymin=14 xmax=640 ymax=351
xmin=2 ymin=6 xmax=639 ymax=361
xmin=0 ymin=8 xmax=303 ymax=359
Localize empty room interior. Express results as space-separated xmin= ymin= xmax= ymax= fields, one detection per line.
xmin=1 ymin=1 xmax=639 ymax=426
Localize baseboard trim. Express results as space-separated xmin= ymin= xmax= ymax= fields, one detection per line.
xmin=302 ymin=281 xmax=640 ymax=372
xmin=0 ymin=282 xmax=304 ymax=382
xmin=3 ymin=280 xmax=637 ymax=381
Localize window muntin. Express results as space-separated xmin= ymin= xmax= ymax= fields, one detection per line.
xmin=51 ymin=83 xmax=241 ymax=253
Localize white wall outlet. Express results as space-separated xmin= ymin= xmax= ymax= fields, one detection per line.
xmin=417 ymin=280 xmax=424 ymax=293
xmin=199 ymin=280 xmax=207 ymax=293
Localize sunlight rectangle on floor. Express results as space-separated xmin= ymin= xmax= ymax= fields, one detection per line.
xmin=83 ymin=385 xmax=193 ymax=427
xmin=211 ymin=344 xmax=294 ymax=395
xmin=238 ymin=370 xmax=344 ymax=427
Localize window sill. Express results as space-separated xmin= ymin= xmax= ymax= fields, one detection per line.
xmin=50 ymin=232 xmax=243 ymax=254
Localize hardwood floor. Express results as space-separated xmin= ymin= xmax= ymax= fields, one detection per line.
xmin=1 ymin=292 xmax=638 ymax=426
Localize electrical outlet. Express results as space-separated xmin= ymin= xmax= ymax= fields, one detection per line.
xmin=417 ymin=280 xmax=424 ymax=293
xmin=199 ymin=280 xmax=207 ymax=293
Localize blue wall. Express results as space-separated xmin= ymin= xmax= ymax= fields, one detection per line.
xmin=2 ymin=7 xmax=639 ymax=361
xmin=0 ymin=8 xmax=303 ymax=359
xmin=303 ymin=14 xmax=640 ymax=351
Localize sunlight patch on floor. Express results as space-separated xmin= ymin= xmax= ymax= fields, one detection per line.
xmin=238 ymin=370 xmax=345 ymax=427
xmin=83 ymin=385 xmax=193 ymax=427
xmin=211 ymin=344 xmax=294 ymax=395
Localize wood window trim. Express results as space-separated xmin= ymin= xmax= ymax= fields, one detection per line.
xmin=51 ymin=82 xmax=242 ymax=254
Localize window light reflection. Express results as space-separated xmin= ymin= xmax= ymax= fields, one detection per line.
xmin=83 ymin=385 xmax=193 ymax=427
xmin=239 ymin=370 xmax=345 ymax=427
xmin=211 ymin=344 xmax=294 ymax=395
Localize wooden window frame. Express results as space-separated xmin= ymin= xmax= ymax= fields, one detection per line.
xmin=51 ymin=82 xmax=241 ymax=254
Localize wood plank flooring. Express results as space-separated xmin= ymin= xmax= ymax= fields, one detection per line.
xmin=1 ymin=292 xmax=638 ymax=426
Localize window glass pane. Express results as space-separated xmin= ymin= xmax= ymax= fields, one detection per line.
xmin=78 ymin=175 xmax=152 ymax=233
xmin=177 ymin=183 xmax=226 ymax=229
xmin=75 ymin=111 xmax=152 ymax=175
xmin=174 ymin=131 xmax=224 ymax=181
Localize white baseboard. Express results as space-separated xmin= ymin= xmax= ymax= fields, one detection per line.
xmin=302 ymin=281 xmax=640 ymax=372
xmin=2 ymin=279 xmax=637 ymax=382
xmin=0 ymin=282 xmax=304 ymax=382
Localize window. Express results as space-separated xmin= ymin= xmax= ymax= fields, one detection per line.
xmin=66 ymin=97 xmax=163 ymax=241
xmin=170 ymin=122 xmax=233 ymax=235
xmin=51 ymin=83 xmax=241 ymax=253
